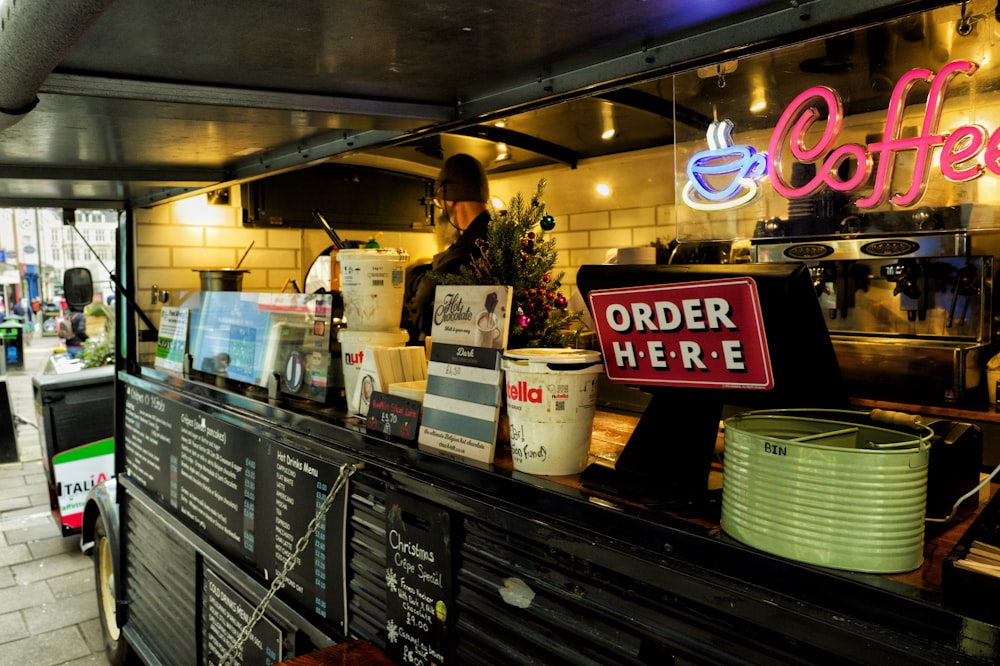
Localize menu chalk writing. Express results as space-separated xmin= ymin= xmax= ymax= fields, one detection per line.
xmin=365 ymin=391 xmax=421 ymax=441
xmin=385 ymin=491 xmax=453 ymax=665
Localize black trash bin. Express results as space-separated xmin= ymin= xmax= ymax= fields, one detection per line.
xmin=33 ymin=365 xmax=115 ymax=535
xmin=0 ymin=321 xmax=24 ymax=370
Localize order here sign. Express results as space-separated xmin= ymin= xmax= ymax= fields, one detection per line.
xmin=587 ymin=277 xmax=773 ymax=390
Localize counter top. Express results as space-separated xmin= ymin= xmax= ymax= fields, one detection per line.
xmin=852 ymin=396 xmax=1000 ymax=424
xmin=134 ymin=366 xmax=1000 ymax=655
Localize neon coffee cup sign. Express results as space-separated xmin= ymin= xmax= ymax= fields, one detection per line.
xmin=682 ymin=59 xmax=986 ymax=212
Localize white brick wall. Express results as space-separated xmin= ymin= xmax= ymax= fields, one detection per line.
xmin=489 ymin=146 xmax=676 ymax=295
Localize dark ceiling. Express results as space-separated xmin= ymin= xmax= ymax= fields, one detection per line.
xmin=0 ymin=0 xmax=949 ymax=209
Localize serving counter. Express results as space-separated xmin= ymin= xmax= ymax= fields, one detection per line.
xmin=116 ymin=367 xmax=1000 ymax=664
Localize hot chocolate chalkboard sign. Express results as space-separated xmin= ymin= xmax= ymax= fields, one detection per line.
xmin=384 ymin=491 xmax=453 ymax=665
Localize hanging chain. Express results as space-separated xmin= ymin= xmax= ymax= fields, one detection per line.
xmin=219 ymin=462 xmax=361 ymax=666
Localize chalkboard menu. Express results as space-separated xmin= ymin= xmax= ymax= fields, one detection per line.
xmin=123 ymin=383 xmax=349 ymax=631
xmin=385 ymin=491 xmax=453 ymax=665
xmin=203 ymin=569 xmax=283 ymax=665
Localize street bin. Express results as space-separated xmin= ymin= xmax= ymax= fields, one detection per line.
xmin=0 ymin=321 xmax=24 ymax=370
xmin=34 ymin=365 xmax=115 ymax=462
xmin=0 ymin=378 xmax=16 ymax=463
xmin=34 ymin=366 xmax=115 ymax=534
xmin=41 ymin=304 xmax=60 ymax=337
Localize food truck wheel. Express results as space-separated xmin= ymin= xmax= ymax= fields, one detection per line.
xmin=95 ymin=513 xmax=131 ymax=665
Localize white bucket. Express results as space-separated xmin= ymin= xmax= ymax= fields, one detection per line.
xmin=339 ymin=249 xmax=408 ymax=331
xmin=502 ymin=348 xmax=604 ymax=475
xmin=338 ymin=328 xmax=408 ymax=413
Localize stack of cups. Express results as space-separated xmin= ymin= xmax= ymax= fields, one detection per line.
xmin=336 ymin=248 xmax=410 ymax=414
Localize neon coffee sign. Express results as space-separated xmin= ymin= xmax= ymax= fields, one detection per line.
xmin=683 ymin=59 xmax=989 ymax=212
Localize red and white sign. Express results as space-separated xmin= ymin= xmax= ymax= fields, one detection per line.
xmin=587 ymin=278 xmax=773 ymax=390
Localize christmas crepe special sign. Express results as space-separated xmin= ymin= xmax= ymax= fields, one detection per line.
xmin=587 ymin=277 xmax=773 ymax=390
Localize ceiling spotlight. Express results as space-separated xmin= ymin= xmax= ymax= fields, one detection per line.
xmin=596 ymin=183 xmax=612 ymax=197
xmin=495 ymin=142 xmax=510 ymax=162
xmin=601 ymin=102 xmax=617 ymax=141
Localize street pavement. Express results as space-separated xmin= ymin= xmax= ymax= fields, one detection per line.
xmin=0 ymin=332 xmax=109 ymax=665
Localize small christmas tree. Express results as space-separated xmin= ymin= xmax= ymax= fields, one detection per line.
xmin=432 ymin=179 xmax=577 ymax=349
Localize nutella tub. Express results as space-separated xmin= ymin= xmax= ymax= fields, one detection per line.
xmin=502 ymin=348 xmax=603 ymax=475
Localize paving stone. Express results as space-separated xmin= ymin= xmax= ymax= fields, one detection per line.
xmin=0 ymin=494 xmax=30 ymax=512
xmin=61 ymin=654 xmax=112 ymax=666
xmin=0 ymin=608 xmax=28 ymax=642
xmin=0 ymin=462 xmax=27 ymax=477
xmin=28 ymin=489 xmax=51 ymax=506
xmin=0 ymin=504 xmax=52 ymax=528
xmin=2 ymin=517 xmax=60 ymax=543
xmin=24 ymin=589 xmax=99 ymax=634
xmin=0 ymin=483 xmax=34 ymax=501
xmin=49 ymin=567 xmax=95 ymax=600
xmin=0 ymin=625 xmax=91 ymax=666
xmin=0 ymin=579 xmax=55 ymax=614
xmin=27 ymin=534 xmax=79 ymax=560
xmin=0 ymin=471 xmax=27 ymax=486
xmin=0 ymin=566 xmax=15 ymax=588
xmin=1 ymin=504 xmax=48 ymax=522
xmin=11 ymin=550 xmax=91 ymax=585
xmin=79 ymin=617 xmax=105 ymax=654
xmin=0 ymin=542 xmax=31 ymax=567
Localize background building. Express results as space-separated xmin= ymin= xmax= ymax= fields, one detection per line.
xmin=0 ymin=208 xmax=117 ymax=312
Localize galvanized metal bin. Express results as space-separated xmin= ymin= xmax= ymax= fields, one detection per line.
xmin=721 ymin=411 xmax=931 ymax=573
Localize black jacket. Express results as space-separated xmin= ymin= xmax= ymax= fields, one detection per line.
xmin=402 ymin=211 xmax=490 ymax=340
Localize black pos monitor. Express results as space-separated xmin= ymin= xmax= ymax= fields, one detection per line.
xmin=576 ymin=262 xmax=849 ymax=506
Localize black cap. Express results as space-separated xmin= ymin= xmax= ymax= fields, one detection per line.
xmin=435 ymin=154 xmax=489 ymax=203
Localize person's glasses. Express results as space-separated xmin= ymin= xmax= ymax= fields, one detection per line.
xmin=433 ymin=183 xmax=447 ymax=209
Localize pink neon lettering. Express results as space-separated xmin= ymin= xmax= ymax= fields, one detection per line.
xmin=940 ymin=125 xmax=986 ymax=182
xmin=985 ymin=128 xmax=1000 ymax=175
xmin=769 ymin=60 xmax=979 ymax=210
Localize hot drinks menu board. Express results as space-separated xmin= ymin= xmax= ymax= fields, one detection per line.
xmin=203 ymin=568 xmax=283 ymax=665
xmin=384 ymin=491 xmax=453 ymax=665
xmin=123 ymin=383 xmax=349 ymax=632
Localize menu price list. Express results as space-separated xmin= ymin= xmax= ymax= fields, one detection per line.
xmin=203 ymin=569 xmax=283 ymax=665
xmin=271 ymin=447 xmax=349 ymax=628
xmin=123 ymin=383 xmax=349 ymax=631
xmin=385 ymin=491 xmax=453 ymax=666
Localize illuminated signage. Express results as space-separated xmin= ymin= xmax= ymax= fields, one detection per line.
xmin=682 ymin=119 xmax=768 ymax=211
xmin=683 ymin=59 xmax=987 ymax=212
xmin=587 ymin=278 xmax=773 ymax=390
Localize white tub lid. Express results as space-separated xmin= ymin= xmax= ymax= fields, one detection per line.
xmin=337 ymin=327 xmax=408 ymax=342
xmin=503 ymin=348 xmax=601 ymax=364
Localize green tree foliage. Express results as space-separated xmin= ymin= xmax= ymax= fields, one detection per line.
xmin=432 ymin=179 xmax=578 ymax=349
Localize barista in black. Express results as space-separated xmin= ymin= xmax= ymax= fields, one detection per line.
xmin=402 ymin=153 xmax=491 ymax=342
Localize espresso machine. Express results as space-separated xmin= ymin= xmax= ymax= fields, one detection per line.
xmin=673 ymin=205 xmax=998 ymax=403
